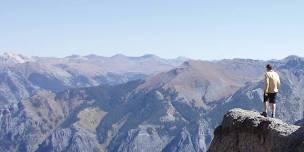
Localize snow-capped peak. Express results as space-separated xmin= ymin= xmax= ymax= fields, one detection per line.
xmin=2 ymin=52 xmax=32 ymax=63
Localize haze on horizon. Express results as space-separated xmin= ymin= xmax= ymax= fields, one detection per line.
xmin=1 ymin=0 xmax=304 ymax=60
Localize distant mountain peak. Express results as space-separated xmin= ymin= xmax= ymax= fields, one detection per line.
xmin=282 ymin=55 xmax=304 ymax=68
xmin=2 ymin=52 xmax=33 ymax=63
xmin=284 ymin=55 xmax=303 ymax=61
xmin=65 ymin=54 xmax=90 ymax=61
xmin=179 ymin=60 xmax=208 ymax=69
xmin=175 ymin=56 xmax=189 ymax=60
xmin=140 ymin=54 xmax=159 ymax=59
xmin=110 ymin=53 xmax=160 ymax=59
xmin=65 ymin=54 xmax=81 ymax=58
xmin=111 ymin=54 xmax=128 ymax=58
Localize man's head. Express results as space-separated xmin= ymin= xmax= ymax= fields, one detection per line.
xmin=266 ymin=64 xmax=272 ymax=71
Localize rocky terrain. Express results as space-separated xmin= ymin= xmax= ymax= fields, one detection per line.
xmin=208 ymin=108 xmax=304 ymax=152
xmin=0 ymin=54 xmax=303 ymax=152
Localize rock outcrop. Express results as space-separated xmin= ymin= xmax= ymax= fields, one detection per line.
xmin=208 ymin=108 xmax=304 ymax=152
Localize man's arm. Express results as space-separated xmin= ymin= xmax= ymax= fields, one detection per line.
xmin=264 ymin=74 xmax=269 ymax=94
xmin=277 ymin=75 xmax=281 ymax=89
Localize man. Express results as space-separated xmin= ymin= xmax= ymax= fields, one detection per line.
xmin=261 ymin=64 xmax=280 ymax=118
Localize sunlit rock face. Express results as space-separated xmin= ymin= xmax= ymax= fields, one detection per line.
xmin=208 ymin=108 xmax=304 ymax=152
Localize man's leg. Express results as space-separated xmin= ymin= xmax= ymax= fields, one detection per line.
xmin=261 ymin=93 xmax=269 ymax=117
xmin=271 ymin=103 xmax=276 ymax=118
xmin=269 ymin=93 xmax=277 ymax=118
xmin=263 ymin=101 xmax=268 ymax=113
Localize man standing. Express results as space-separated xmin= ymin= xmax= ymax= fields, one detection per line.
xmin=261 ymin=64 xmax=280 ymax=118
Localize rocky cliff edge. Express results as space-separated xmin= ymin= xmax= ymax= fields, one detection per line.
xmin=208 ymin=108 xmax=304 ymax=152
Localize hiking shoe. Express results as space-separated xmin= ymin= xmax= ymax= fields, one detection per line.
xmin=261 ymin=112 xmax=267 ymax=117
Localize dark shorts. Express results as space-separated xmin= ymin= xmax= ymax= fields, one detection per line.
xmin=264 ymin=93 xmax=277 ymax=104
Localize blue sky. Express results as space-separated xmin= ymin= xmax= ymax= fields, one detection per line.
xmin=0 ymin=0 xmax=304 ymax=60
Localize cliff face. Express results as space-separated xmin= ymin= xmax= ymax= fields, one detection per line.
xmin=208 ymin=108 xmax=304 ymax=152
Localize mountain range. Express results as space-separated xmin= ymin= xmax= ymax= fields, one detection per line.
xmin=0 ymin=52 xmax=187 ymax=107
xmin=0 ymin=53 xmax=303 ymax=152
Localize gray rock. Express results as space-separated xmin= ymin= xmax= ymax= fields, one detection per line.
xmin=117 ymin=126 xmax=168 ymax=152
xmin=162 ymin=128 xmax=198 ymax=152
xmin=295 ymin=119 xmax=304 ymax=126
xmin=208 ymin=108 xmax=304 ymax=152
xmin=37 ymin=126 xmax=101 ymax=152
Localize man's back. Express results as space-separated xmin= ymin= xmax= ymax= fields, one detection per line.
xmin=265 ymin=70 xmax=280 ymax=93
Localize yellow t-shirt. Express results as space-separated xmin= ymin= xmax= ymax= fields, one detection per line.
xmin=264 ymin=70 xmax=280 ymax=93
